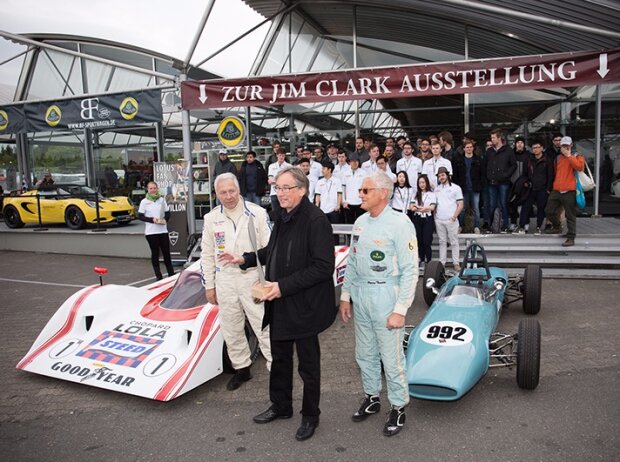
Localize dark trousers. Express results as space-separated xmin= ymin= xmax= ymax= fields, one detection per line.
xmin=488 ymin=183 xmax=510 ymax=229
xmin=520 ymin=189 xmax=549 ymax=228
xmin=145 ymin=233 xmax=174 ymax=279
xmin=343 ymin=204 xmax=363 ymax=224
xmin=545 ymin=190 xmax=577 ymax=239
xmin=325 ymin=211 xmax=341 ymax=245
xmin=270 ymin=335 xmax=321 ymax=422
xmin=413 ymin=215 xmax=434 ymax=263
xmin=481 ymin=186 xmax=491 ymax=226
xmin=509 ymin=200 xmax=520 ymax=226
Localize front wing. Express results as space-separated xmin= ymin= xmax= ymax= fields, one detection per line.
xmin=17 ymin=282 xmax=224 ymax=401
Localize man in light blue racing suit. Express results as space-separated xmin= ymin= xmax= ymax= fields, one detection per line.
xmin=340 ymin=171 xmax=419 ymax=437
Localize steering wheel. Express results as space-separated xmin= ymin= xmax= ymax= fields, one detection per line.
xmin=459 ymin=241 xmax=492 ymax=283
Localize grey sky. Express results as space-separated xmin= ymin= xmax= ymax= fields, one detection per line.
xmin=0 ymin=0 xmax=269 ymax=86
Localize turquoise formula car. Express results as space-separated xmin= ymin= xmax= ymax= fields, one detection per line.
xmin=405 ymin=241 xmax=542 ymax=401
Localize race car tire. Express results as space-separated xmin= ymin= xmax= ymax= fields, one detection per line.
xmin=423 ymin=260 xmax=445 ymax=307
xmin=65 ymin=206 xmax=86 ymax=230
xmin=222 ymin=319 xmax=259 ymax=373
xmin=3 ymin=205 xmax=25 ymax=228
xmin=522 ymin=264 xmax=542 ymax=314
xmin=516 ymin=319 xmax=541 ymax=390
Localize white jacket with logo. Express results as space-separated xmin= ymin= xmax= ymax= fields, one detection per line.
xmin=200 ymin=200 xmax=271 ymax=290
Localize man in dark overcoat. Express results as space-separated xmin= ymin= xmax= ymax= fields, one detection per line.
xmin=220 ymin=166 xmax=335 ymax=442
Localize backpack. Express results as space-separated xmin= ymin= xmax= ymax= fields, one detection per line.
xmin=509 ymin=176 xmax=531 ymax=206
xmin=462 ymin=207 xmax=475 ymax=233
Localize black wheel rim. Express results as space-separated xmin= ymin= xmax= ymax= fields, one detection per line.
xmin=6 ymin=208 xmax=18 ymax=225
xmin=68 ymin=208 xmax=78 ymax=225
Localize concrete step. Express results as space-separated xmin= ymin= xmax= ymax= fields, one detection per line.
xmin=2 ymin=220 xmax=619 ymax=275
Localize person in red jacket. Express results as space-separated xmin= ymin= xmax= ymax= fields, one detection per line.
xmin=544 ymin=136 xmax=585 ymax=247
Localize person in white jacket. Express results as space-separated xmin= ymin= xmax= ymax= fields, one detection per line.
xmin=200 ymin=173 xmax=272 ymax=390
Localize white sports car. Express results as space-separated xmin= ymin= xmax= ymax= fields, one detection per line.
xmin=17 ymin=247 xmax=350 ymax=401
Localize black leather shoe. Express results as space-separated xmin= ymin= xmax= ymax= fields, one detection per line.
xmin=253 ymin=406 xmax=293 ymax=424
xmin=295 ymin=418 xmax=318 ymax=441
xmin=226 ymin=366 xmax=252 ymax=391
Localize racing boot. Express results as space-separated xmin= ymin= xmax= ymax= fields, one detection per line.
xmin=383 ymin=406 xmax=406 ymax=437
xmin=352 ymin=394 xmax=381 ymax=422
xmin=226 ymin=366 xmax=252 ymax=391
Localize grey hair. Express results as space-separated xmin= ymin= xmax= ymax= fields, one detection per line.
xmin=366 ymin=171 xmax=394 ymax=196
xmin=213 ymin=172 xmax=240 ymax=191
xmin=275 ymin=166 xmax=309 ymax=192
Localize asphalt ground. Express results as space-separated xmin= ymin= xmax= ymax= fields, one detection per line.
xmin=0 ymin=250 xmax=618 ymax=462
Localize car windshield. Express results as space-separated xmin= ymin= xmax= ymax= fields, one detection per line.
xmin=160 ymin=271 xmax=207 ymax=310
xmin=57 ymin=185 xmax=104 ymax=200
xmin=442 ymin=285 xmax=487 ymax=306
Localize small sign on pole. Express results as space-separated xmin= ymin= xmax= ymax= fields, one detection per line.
xmin=217 ymin=116 xmax=245 ymax=148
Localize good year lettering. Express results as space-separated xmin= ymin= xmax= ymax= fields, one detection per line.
xmin=51 ymin=362 xmax=135 ymax=387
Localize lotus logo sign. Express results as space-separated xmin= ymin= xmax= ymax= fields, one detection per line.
xmin=0 ymin=110 xmax=8 ymax=131
xmin=217 ymin=116 xmax=245 ymax=148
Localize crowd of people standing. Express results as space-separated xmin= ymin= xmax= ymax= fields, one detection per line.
xmin=229 ymin=129 xmax=586 ymax=269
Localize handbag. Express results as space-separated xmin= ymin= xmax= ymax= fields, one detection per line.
xmin=575 ymin=172 xmax=586 ymax=209
xmin=576 ymin=161 xmax=596 ymax=192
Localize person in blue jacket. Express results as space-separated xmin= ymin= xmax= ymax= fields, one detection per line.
xmin=340 ymin=171 xmax=419 ymax=437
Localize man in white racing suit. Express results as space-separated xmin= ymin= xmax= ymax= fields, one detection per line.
xmin=201 ymin=173 xmax=272 ymax=390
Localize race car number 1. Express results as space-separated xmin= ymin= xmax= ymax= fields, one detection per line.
xmin=420 ymin=321 xmax=473 ymax=346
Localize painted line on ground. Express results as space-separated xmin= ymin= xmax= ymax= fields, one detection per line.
xmin=128 ymin=276 xmax=158 ymax=286
xmin=0 ymin=278 xmax=87 ymax=288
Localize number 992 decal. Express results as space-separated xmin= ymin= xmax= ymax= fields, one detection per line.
xmin=420 ymin=321 xmax=473 ymax=346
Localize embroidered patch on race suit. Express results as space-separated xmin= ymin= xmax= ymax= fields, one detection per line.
xmin=407 ymin=240 xmax=417 ymax=253
xmin=336 ymin=266 xmax=347 ymax=283
xmin=214 ymin=231 xmax=225 ymax=251
xmin=370 ymin=250 xmax=385 ymax=261
xmin=372 ymin=239 xmax=387 ymax=247
xmin=370 ymin=264 xmax=387 ymax=272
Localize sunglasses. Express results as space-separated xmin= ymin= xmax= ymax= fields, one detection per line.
xmin=358 ymin=187 xmax=380 ymax=195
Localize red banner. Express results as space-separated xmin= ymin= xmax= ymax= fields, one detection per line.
xmin=182 ymin=48 xmax=620 ymax=110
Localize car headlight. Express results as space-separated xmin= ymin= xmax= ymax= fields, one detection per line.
xmin=84 ymin=200 xmax=102 ymax=208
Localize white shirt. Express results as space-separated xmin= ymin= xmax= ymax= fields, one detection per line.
xmin=396 ymin=155 xmax=423 ymax=191
xmin=412 ymin=191 xmax=437 ymax=217
xmin=434 ymin=182 xmax=463 ymax=221
xmin=268 ymin=161 xmax=291 ymax=195
xmin=307 ymin=174 xmax=318 ymax=201
xmin=361 ymin=159 xmax=379 ymax=174
xmin=342 ymin=168 xmax=368 ymax=205
xmin=379 ymin=167 xmax=396 ymax=182
xmin=422 ymin=156 xmax=452 ymax=188
xmin=138 ymin=197 xmax=169 ymax=235
xmin=333 ymin=163 xmax=352 ymax=183
xmin=391 ymin=186 xmax=414 ymax=212
xmin=315 ymin=177 xmax=342 ymax=214
xmin=309 ymin=160 xmax=322 ymax=180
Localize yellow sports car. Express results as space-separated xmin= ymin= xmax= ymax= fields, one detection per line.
xmin=3 ymin=185 xmax=135 ymax=229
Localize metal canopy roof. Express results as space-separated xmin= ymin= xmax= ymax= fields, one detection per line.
xmin=243 ymin=0 xmax=620 ymax=59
